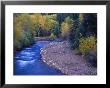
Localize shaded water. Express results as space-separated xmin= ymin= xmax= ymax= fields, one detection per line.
xmin=14 ymin=41 xmax=63 ymax=75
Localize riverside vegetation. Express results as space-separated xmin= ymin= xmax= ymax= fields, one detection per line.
xmin=14 ymin=13 xmax=97 ymax=75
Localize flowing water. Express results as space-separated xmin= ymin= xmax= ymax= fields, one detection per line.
xmin=14 ymin=41 xmax=63 ymax=75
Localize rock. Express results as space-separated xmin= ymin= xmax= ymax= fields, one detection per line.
xmin=41 ymin=41 xmax=97 ymax=75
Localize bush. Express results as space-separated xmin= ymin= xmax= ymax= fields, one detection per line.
xmin=84 ymin=50 xmax=97 ymax=67
xmin=79 ymin=36 xmax=96 ymax=54
xmin=21 ymin=31 xmax=34 ymax=47
xmin=78 ymin=35 xmax=97 ymax=67
xmin=14 ymin=40 xmax=22 ymax=50
xmin=14 ymin=14 xmax=35 ymax=51
xmin=19 ymin=32 xmax=29 ymax=47
xmin=49 ymin=33 xmax=56 ymax=39
xmin=27 ymin=33 xmax=35 ymax=44
xmin=14 ymin=31 xmax=34 ymax=50
xmin=61 ymin=22 xmax=69 ymax=38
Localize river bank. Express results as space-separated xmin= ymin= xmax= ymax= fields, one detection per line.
xmin=41 ymin=41 xmax=97 ymax=75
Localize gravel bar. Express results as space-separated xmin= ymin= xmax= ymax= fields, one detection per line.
xmin=41 ymin=41 xmax=97 ymax=75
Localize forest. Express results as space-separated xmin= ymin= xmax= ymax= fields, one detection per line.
xmin=14 ymin=13 xmax=97 ymax=75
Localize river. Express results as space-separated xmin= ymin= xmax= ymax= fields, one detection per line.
xmin=14 ymin=41 xmax=64 ymax=75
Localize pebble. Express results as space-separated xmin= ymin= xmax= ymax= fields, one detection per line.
xmin=41 ymin=41 xmax=97 ymax=75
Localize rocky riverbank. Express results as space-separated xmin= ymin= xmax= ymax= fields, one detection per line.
xmin=41 ymin=41 xmax=97 ymax=75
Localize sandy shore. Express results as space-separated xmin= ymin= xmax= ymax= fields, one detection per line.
xmin=41 ymin=41 xmax=97 ymax=75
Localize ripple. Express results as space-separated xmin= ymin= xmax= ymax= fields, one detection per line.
xmin=14 ymin=40 xmax=64 ymax=75
xmin=15 ymin=59 xmax=36 ymax=68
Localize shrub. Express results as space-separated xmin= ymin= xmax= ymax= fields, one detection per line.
xmin=61 ymin=22 xmax=69 ymax=38
xmin=19 ymin=32 xmax=28 ymax=47
xmin=64 ymin=16 xmax=71 ymax=25
xmin=21 ymin=31 xmax=34 ymax=47
xmin=78 ymin=13 xmax=84 ymax=25
xmin=49 ymin=33 xmax=56 ymax=39
xmin=14 ymin=40 xmax=22 ymax=50
xmin=79 ymin=36 xmax=97 ymax=54
xmin=84 ymin=50 xmax=97 ymax=67
xmin=14 ymin=14 xmax=35 ymax=50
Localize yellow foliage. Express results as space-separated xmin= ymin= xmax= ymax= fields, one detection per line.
xmin=44 ymin=15 xmax=57 ymax=31
xmin=64 ymin=16 xmax=71 ymax=25
xmin=30 ymin=13 xmax=46 ymax=29
xmin=14 ymin=13 xmax=58 ymax=39
xmin=79 ymin=36 xmax=97 ymax=54
xmin=14 ymin=15 xmax=23 ymax=40
xmin=49 ymin=33 xmax=56 ymax=39
xmin=30 ymin=14 xmax=38 ymax=26
xmin=14 ymin=14 xmax=34 ymax=39
xmin=79 ymin=13 xmax=84 ymax=25
xmin=61 ymin=22 xmax=69 ymax=37
xmin=45 ymin=14 xmax=57 ymax=20
xmin=37 ymin=15 xmax=45 ymax=28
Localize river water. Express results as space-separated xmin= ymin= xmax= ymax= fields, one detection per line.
xmin=14 ymin=41 xmax=64 ymax=75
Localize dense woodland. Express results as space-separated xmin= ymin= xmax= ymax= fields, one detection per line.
xmin=14 ymin=13 xmax=97 ymax=66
